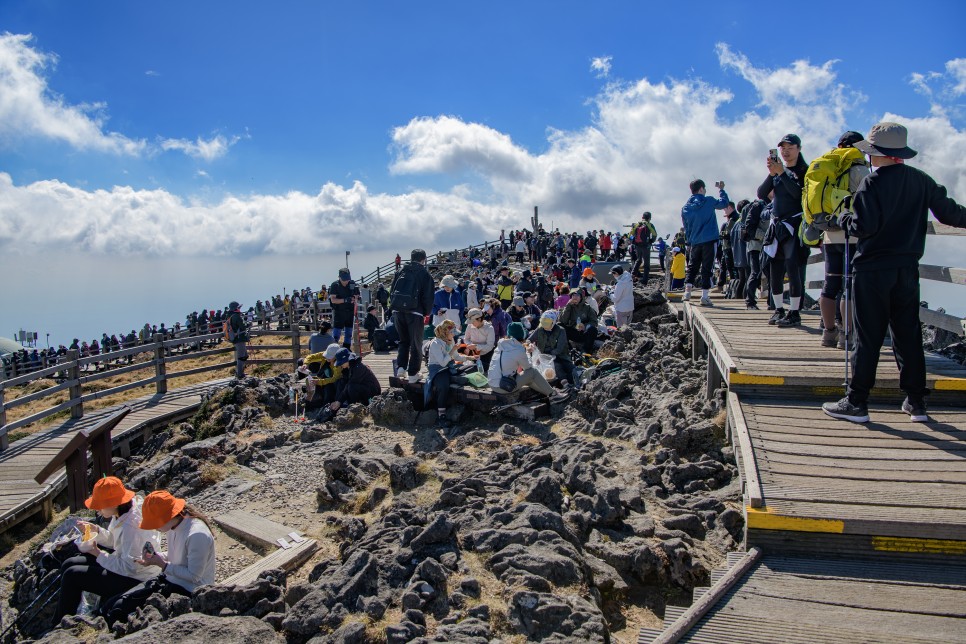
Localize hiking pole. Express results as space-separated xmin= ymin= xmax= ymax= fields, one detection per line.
xmin=843 ymin=232 xmax=851 ymax=389
xmin=0 ymin=570 xmax=62 ymax=641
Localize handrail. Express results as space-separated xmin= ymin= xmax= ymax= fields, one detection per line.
xmin=359 ymin=238 xmax=501 ymax=285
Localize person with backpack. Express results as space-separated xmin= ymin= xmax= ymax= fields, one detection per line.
xmin=759 ymin=133 xmax=809 ymax=328
xmin=631 ymin=212 xmax=657 ymax=282
xmin=226 ymin=301 xmax=248 ymax=379
xmin=390 ymin=249 xmax=435 ymax=384
xmin=714 ymin=203 xmax=738 ymax=293
xmin=740 ymin=195 xmax=772 ymax=309
xmin=807 ymin=131 xmax=871 ymax=348
xmin=822 ymin=121 xmax=966 ymax=424
xmin=681 ymin=180 xmax=730 ymax=306
xmin=729 ymin=199 xmax=750 ymax=301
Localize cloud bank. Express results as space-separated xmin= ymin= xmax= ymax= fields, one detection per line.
xmin=0 ymin=33 xmax=238 ymax=160
xmin=1 ymin=41 xmax=963 ymax=259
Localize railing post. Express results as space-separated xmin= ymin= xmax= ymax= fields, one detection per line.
xmin=68 ymin=349 xmax=83 ymax=420
xmin=0 ymin=387 xmax=8 ymax=451
xmin=154 ymin=334 xmax=167 ymax=394
xmin=290 ymin=308 xmax=301 ymax=371
xmin=311 ymin=299 xmax=319 ymax=331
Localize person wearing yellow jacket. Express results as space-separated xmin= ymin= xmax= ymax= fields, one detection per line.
xmin=669 ymin=247 xmax=686 ymax=291
xmin=303 ymin=343 xmax=344 ymax=407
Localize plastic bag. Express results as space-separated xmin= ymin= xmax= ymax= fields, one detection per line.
xmin=532 ymin=352 xmax=556 ymax=381
xmin=465 ymin=371 xmax=489 ymax=388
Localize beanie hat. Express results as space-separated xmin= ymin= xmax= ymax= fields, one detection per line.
xmin=85 ymin=476 xmax=135 ymax=510
xmin=507 ymin=322 xmax=526 ymax=341
xmin=139 ymin=491 xmax=186 ymax=530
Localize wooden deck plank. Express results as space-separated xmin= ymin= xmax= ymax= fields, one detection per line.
xmin=220 ymin=538 xmax=318 ymax=587
xmin=214 ymin=510 xmax=301 ymax=550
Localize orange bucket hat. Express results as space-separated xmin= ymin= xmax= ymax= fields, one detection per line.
xmin=139 ymin=491 xmax=186 ymax=530
xmin=85 ymin=476 xmax=136 ymax=510
xmin=582 ymin=267 xmax=595 ymax=278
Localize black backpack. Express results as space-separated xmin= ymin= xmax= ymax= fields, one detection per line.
xmin=389 ymin=266 xmax=420 ymax=312
xmin=372 ymin=329 xmax=389 ymax=351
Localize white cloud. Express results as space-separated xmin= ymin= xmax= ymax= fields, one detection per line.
xmin=2 ymin=46 xmax=962 ymax=267
xmin=0 ymin=33 xmax=238 ymax=161
xmin=161 ymin=134 xmax=240 ymax=162
xmin=0 ymin=33 xmax=146 ymax=155
xmin=909 ymin=57 xmax=966 ymax=104
xmin=145 ymin=70 xmax=160 ymax=77
xmin=949 ymin=59 xmax=966 ymax=96
xmin=590 ymin=56 xmax=612 ymax=78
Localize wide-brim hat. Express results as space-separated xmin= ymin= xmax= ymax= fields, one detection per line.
xmin=440 ymin=275 xmax=458 ymax=289
xmin=512 ymin=296 xmax=525 ymax=307
xmin=853 ymin=122 xmax=917 ymax=159
xmin=85 ymin=476 xmax=136 ymax=510
xmin=140 ymin=491 xmax=186 ymax=530
xmin=466 ymin=308 xmax=483 ymax=320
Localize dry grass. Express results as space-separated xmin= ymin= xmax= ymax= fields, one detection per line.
xmin=198 ymin=462 xmax=238 ymax=486
xmin=3 ymin=335 xmax=296 ymax=444
xmin=345 ymin=473 xmax=393 ymax=516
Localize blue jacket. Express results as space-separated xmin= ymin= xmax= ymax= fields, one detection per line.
xmin=432 ymin=289 xmax=464 ymax=316
xmin=569 ymin=265 xmax=582 ymax=288
xmin=681 ymin=189 xmax=729 ymax=246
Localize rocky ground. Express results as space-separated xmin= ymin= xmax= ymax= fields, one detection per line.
xmin=1 ymin=285 xmax=744 ymax=644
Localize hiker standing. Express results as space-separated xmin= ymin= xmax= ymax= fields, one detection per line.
xmin=681 ymin=180 xmax=730 ymax=306
xmin=822 ymin=122 xmax=966 ymax=424
xmin=390 ymin=249 xmax=435 ymax=383
xmin=329 ymin=269 xmax=358 ymax=350
xmin=226 ymin=301 xmax=249 ymax=379
xmin=631 ymin=212 xmax=657 ymax=282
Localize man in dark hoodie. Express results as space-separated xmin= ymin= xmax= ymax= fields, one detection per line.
xmin=822 ymin=122 xmax=966 ymax=424
xmin=389 ymin=249 xmax=435 ymax=383
xmin=758 ymin=133 xmax=809 ymax=327
xmin=681 ymin=179 xmax=730 ymax=306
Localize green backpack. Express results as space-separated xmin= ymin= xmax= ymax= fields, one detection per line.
xmin=802 ymin=147 xmax=865 ymax=229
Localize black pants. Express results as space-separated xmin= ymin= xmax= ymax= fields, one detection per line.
xmin=717 ymin=249 xmax=734 ymax=288
xmin=516 ymin=251 xmax=524 ymax=263
xmin=848 ymin=266 xmax=926 ymax=405
xmin=565 ymin=326 xmax=598 ymax=353
xmin=631 ymin=243 xmax=650 ymax=282
xmin=554 ymin=357 xmax=575 ymax=384
xmin=746 ymin=250 xmax=762 ymax=305
xmin=769 ymin=237 xmax=804 ymax=305
xmin=686 ymin=241 xmax=716 ymax=290
xmin=102 ymin=576 xmax=190 ymax=627
xmin=55 ymin=554 xmax=140 ymax=622
xmin=732 ymin=266 xmax=748 ymax=299
xmin=430 ymin=368 xmax=452 ymax=408
xmin=822 ymin=243 xmax=856 ymax=299
xmin=479 ymin=350 xmax=493 ymax=373
xmin=658 ymin=253 xmax=666 ymax=272
xmin=393 ymin=312 xmax=425 ymax=377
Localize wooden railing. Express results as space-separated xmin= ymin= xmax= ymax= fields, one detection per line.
xmin=359 ymin=238 xmax=502 ymax=285
xmin=804 ymin=221 xmax=966 ymax=337
xmin=0 ymin=307 xmax=315 ymax=451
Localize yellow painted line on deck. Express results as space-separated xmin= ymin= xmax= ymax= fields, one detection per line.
xmin=746 ymin=506 xmax=844 ymax=533
xmin=730 ymin=373 xmax=785 ymax=386
xmin=872 ymin=536 xmax=966 ymax=555
xmin=935 ymin=378 xmax=966 ymax=391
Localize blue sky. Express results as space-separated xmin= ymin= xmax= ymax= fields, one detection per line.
xmin=1 ymin=1 xmax=964 ymax=342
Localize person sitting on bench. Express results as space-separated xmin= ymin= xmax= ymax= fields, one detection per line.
xmin=487 ymin=322 xmax=569 ymax=402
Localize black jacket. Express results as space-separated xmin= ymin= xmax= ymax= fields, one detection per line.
xmin=758 ymin=157 xmax=808 ymax=222
xmin=337 ymin=360 xmax=382 ymax=405
xmin=390 ymin=261 xmax=435 ymax=316
xmin=842 ymin=164 xmax=966 ymax=271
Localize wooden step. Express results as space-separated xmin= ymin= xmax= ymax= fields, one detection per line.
xmin=221 ymin=538 xmax=318 ymax=587
xmin=214 ymin=509 xmax=304 ymax=550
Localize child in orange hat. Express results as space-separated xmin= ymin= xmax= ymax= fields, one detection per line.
xmin=100 ymin=490 xmax=216 ymax=626
xmin=54 ymin=477 xmax=161 ymax=622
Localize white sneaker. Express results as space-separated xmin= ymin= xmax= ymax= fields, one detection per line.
xmin=396 ymin=367 xmax=406 ymax=378
xmin=683 ymin=289 xmax=692 ymax=302
xmin=700 ymin=296 xmax=714 ymax=307
xmin=408 ymin=373 xmax=422 ymax=384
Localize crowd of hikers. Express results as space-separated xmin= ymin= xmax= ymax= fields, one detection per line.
xmin=28 ymin=120 xmax=966 ymax=634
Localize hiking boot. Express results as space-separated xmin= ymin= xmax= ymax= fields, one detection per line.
xmin=777 ymin=310 xmax=801 ymax=327
xmin=699 ymin=296 xmax=714 ymax=307
xmin=768 ymin=309 xmax=786 ymax=325
xmin=837 ymin=331 xmax=848 ymax=350
xmin=746 ymin=303 xmax=759 ymax=310
xmin=821 ymin=328 xmax=839 ymax=347
xmin=901 ymin=397 xmax=929 ymax=422
xmin=822 ymin=397 xmax=870 ymax=423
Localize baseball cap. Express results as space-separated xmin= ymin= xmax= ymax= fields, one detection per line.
xmin=778 ymin=133 xmax=802 ymax=147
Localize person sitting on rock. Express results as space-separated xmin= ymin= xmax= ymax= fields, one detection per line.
xmin=554 ymin=284 xmax=572 ymax=309
xmin=303 ymin=344 xmax=345 ymax=407
xmin=308 ymin=320 xmax=335 ymax=354
xmin=425 ymin=320 xmax=471 ymax=431
xmin=101 ymin=491 xmax=215 ymax=626
xmin=330 ymin=348 xmax=382 ymax=413
xmin=53 ymin=477 xmax=161 ymax=623
xmin=463 ymin=308 xmax=496 ymax=372
xmin=485 ymin=298 xmax=511 ymax=340
xmin=558 ymin=288 xmax=599 ymax=354
xmin=362 ymin=305 xmax=380 ymax=345
xmin=488 ymin=322 xmax=570 ymax=402
xmin=578 ymin=267 xmax=599 ymax=293
xmin=527 ymin=310 xmax=574 ymax=385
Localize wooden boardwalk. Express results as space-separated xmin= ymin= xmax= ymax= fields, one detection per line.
xmin=0 ymin=379 xmax=230 ymax=533
xmin=642 ymin=293 xmax=966 ymax=642
xmin=640 ymin=552 xmax=966 ymax=643
xmin=683 ymin=294 xmax=966 ymax=402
